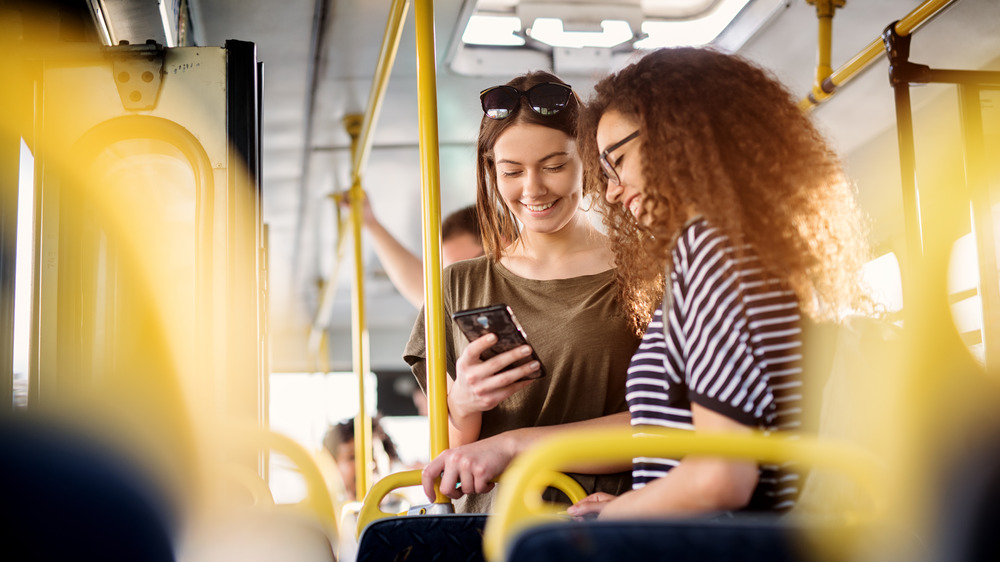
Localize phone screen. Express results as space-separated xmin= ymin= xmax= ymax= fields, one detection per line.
xmin=451 ymin=304 xmax=545 ymax=379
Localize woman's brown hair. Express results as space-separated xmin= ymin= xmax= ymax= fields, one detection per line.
xmin=476 ymin=71 xmax=584 ymax=261
xmin=579 ymin=47 xmax=871 ymax=335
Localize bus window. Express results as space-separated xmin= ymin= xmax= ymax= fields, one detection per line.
xmin=268 ymin=371 xmax=378 ymax=504
xmin=85 ymin=138 xmax=198 ymax=383
xmin=12 ymin=139 xmax=34 ymax=409
xmin=862 ymin=251 xmax=903 ymax=315
xmin=950 ymin=233 xmax=985 ymax=363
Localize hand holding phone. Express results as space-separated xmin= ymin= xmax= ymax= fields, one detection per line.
xmin=451 ymin=304 xmax=545 ymax=380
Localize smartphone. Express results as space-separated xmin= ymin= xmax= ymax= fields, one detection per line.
xmin=451 ymin=304 xmax=545 ymax=380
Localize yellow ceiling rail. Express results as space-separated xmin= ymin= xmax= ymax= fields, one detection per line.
xmin=308 ymin=0 xmax=410 ymax=354
xmin=350 ymin=0 xmax=411 ymax=181
xmin=799 ymin=0 xmax=956 ymax=110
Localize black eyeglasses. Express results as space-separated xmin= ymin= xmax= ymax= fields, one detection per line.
xmin=599 ymin=130 xmax=640 ymax=186
xmin=480 ymin=82 xmax=573 ymax=120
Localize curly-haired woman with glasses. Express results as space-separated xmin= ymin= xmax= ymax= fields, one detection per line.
xmin=405 ymin=71 xmax=640 ymax=513
xmin=567 ymin=47 xmax=871 ymax=519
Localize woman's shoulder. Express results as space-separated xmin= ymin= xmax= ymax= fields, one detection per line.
xmin=671 ymin=217 xmax=742 ymax=277
xmin=676 ymin=216 xmax=728 ymax=253
xmin=444 ymin=255 xmax=493 ymax=280
xmin=443 ymin=256 xmax=501 ymax=300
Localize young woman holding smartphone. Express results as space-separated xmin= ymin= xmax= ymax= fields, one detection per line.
xmin=568 ymin=47 xmax=871 ymax=518
xmin=404 ymin=72 xmax=640 ymax=512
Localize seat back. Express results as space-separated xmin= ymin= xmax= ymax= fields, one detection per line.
xmin=357 ymin=514 xmax=487 ymax=562
xmin=503 ymin=516 xmax=922 ymax=562
xmin=505 ymin=517 xmax=807 ymax=562
xmin=0 ymin=418 xmax=176 ymax=561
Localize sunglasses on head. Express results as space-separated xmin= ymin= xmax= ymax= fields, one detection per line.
xmin=480 ymin=82 xmax=573 ymax=120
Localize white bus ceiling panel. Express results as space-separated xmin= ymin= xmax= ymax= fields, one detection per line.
xmin=42 ymin=47 xmax=228 ymax=166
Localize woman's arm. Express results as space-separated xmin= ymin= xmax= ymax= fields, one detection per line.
xmin=342 ymin=193 xmax=427 ymax=308
xmin=422 ymin=411 xmax=632 ymax=501
xmin=568 ymin=404 xmax=759 ymax=519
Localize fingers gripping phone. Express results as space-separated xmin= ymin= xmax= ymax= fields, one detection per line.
xmin=451 ymin=304 xmax=545 ymax=380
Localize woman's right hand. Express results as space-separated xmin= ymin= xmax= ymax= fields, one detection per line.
xmin=447 ymin=333 xmax=540 ymax=420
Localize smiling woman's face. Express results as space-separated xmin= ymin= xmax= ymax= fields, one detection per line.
xmin=492 ymin=123 xmax=583 ymax=236
xmin=596 ymin=110 xmax=647 ymax=224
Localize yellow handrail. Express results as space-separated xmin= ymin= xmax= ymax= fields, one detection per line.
xmin=307 ymin=0 xmax=410 ymax=351
xmin=355 ymin=468 xmax=588 ymax=539
xmin=413 ymin=0 xmax=450 ymax=501
xmin=356 ymin=469 xmax=423 ymax=538
xmin=309 ymin=0 xmax=411 ymax=504
xmin=351 ymin=0 xmax=411 ymax=180
xmin=346 ymin=114 xmax=375 ymax=500
xmin=482 ymin=427 xmax=885 ymax=562
xmin=353 ymin=0 xmax=455 ymax=535
xmin=542 ymin=471 xmax=587 ymax=506
xmin=799 ymin=0 xmax=956 ymax=109
xmin=224 ymin=424 xmax=340 ymax=541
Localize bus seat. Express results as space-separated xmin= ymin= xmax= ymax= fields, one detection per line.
xmin=356 ymin=514 xmax=487 ymax=562
xmin=505 ymin=516 xmax=799 ymax=562
xmin=0 ymin=416 xmax=176 ymax=561
xmin=502 ymin=515 xmax=920 ymax=562
xmin=933 ymin=424 xmax=1000 ymax=562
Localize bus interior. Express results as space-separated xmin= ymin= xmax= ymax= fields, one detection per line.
xmin=2 ymin=0 xmax=1000 ymax=560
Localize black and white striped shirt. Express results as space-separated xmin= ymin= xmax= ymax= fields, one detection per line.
xmin=627 ymin=219 xmax=804 ymax=512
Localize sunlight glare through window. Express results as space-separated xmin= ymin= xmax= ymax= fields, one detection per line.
xmin=12 ymin=139 xmax=35 ymax=408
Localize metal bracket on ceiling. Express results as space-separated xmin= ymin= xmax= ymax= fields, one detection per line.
xmin=882 ymin=21 xmax=931 ymax=87
xmin=106 ymin=39 xmax=166 ymax=111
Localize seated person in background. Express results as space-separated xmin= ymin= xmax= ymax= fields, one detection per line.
xmin=321 ymin=416 xmax=406 ymax=561
xmin=568 ymin=47 xmax=871 ymax=519
xmin=321 ymin=415 xmax=403 ymax=505
xmin=340 ymin=192 xmax=484 ymax=307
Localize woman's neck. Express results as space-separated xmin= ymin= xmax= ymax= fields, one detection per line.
xmin=500 ymin=213 xmax=614 ymax=280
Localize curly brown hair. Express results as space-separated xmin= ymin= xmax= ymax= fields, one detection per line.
xmin=579 ymin=48 xmax=871 ymax=335
xmin=475 ymin=71 xmax=587 ymax=261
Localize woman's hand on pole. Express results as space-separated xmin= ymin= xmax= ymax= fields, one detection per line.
xmin=420 ymin=432 xmax=517 ymax=501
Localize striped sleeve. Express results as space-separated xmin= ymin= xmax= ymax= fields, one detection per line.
xmin=678 ymin=224 xmax=796 ymax=426
xmin=626 ymin=219 xmax=804 ymax=508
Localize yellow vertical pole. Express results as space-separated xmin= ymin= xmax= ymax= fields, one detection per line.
xmin=344 ymin=114 xmax=373 ymax=500
xmin=413 ymin=0 xmax=449 ymax=504
xmin=814 ymin=2 xmax=834 ymax=84
xmin=805 ymin=0 xmax=844 ymax=104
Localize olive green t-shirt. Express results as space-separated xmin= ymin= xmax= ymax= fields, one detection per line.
xmin=404 ymin=256 xmax=640 ymax=512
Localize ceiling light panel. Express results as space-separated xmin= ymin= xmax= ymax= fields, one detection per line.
xmin=448 ymin=0 xmax=770 ymax=76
